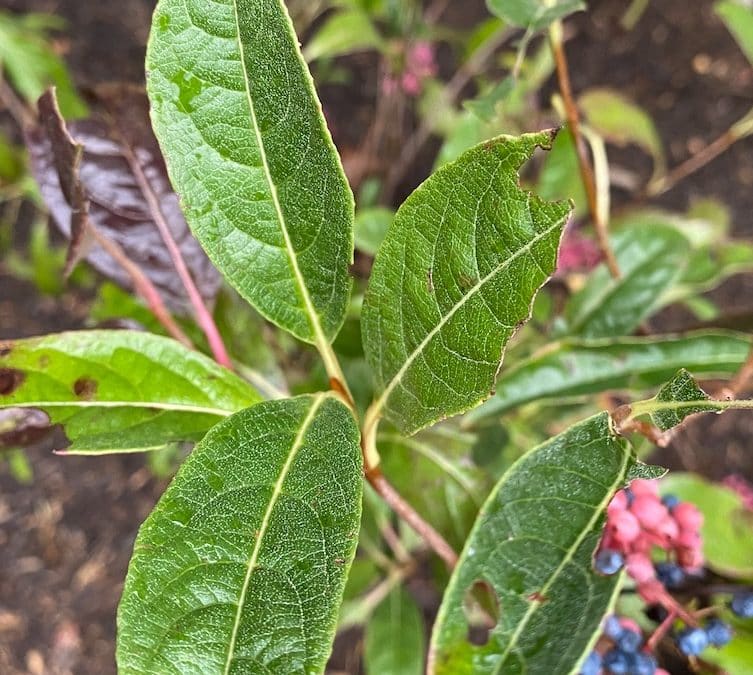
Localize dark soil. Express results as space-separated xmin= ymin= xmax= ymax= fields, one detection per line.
xmin=1 ymin=0 xmax=753 ymax=673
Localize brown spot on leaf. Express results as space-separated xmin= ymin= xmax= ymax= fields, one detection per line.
xmin=0 ymin=342 xmax=12 ymax=357
xmin=0 ymin=368 xmax=25 ymax=395
xmin=38 ymin=355 xmax=50 ymax=368
xmin=527 ymin=591 xmax=549 ymax=603
xmin=73 ymin=377 xmax=97 ymax=400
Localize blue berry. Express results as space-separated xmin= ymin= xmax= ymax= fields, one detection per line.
xmin=661 ymin=494 xmax=680 ymax=509
xmin=677 ymin=626 xmax=709 ymax=656
xmin=731 ymin=591 xmax=753 ymax=618
xmin=705 ymin=618 xmax=733 ymax=647
xmin=604 ymin=615 xmax=624 ymax=640
xmin=625 ymin=487 xmax=635 ymax=507
xmin=655 ymin=561 xmax=685 ymax=589
xmin=579 ymin=650 xmax=601 ymax=675
xmin=595 ymin=549 xmax=624 ymax=575
xmin=616 ymin=628 xmax=643 ymax=652
xmin=633 ymin=652 xmax=657 ymax=675
xmin=603 ymin=648 xmax=631 ymax=674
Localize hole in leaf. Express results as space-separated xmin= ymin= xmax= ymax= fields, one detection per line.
xmin=73 ymin=377 xmax=98 ymax=400
xmin=463 ymin=579 xmax=500 ymax=646
xmin=0 ymin=368 xmax=25 ymax=396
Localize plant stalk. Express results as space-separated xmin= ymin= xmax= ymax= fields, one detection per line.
xmin=549 ymin=21 xmax=621 ymax=280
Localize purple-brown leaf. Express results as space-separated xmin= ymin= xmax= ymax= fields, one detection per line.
xmin=26 ymin=84 xmax=221 ymax=313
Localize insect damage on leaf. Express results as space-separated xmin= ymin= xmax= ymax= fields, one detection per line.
xmin=0 ymin=368 xmax=25 ymax=396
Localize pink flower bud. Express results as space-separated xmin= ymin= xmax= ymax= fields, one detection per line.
xmin=626 ymin=553 xmax=656 ymax=583
xmin=630 ymin=495 xmax=669 ymax=530
xmin=673 ymin=502 xmax=703 ymax=531
xmin=630 ymin=479 xmax=660 ymax=497
xmin=609 ymin=510 xmax=641 ymax=544
xmin=401 ymin=72 xmax=421 ymax=97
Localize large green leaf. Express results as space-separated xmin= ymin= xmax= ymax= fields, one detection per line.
xmin=466 ymin=331 xmax=751 ymax=423
xmin=364 ymin=587 xmax=426 ymax=675
xmin=429 ymin=413 xmax=642 ymax=675
xmin=563 ymin=222 xmax=691 ymax=338
xmin=486 ymin=0 xmax=585 ymax=30
xmin=661 ymin=474 xmax=753 ymax=579
xmin=117 ymin=394 xmax=363 ymax=674
xmin=362 ymin=132 xmax=570 ymax=434
xmin=0 ymin=331 xmax=260 ymax=454
xmin=146 ymin=0 xmax=354 ymax=345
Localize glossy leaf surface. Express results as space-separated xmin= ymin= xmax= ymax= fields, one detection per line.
xmin=117 ymin=394 xmax=362 ymax=674
xmin=364 ymin=588 xmax=426 ymax=675
xmin=363 ymin=132 xmax=570 ymax=434
xmin=467 ymin=331 xmax=751 ymax=422
xmin=146 ymin=0 xmax=354 ymax=343
xmin=429 ymin=413 xmax=640 ymax=674
xmin=563 ymin=223 xmax=691 ymax=338
xmin=0 ymin=331 xmax=259 ymax=453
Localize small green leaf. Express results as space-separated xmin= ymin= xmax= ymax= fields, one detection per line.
xmin=661 ymin=473 xmax=753 ymax=579
xmin=716 ymin=0 xmax=753 ymax=66
xmin=364 ymin=587 xmax=426 ymax=675
xmin=146 ymin=0 xmax=354 ymax=345
xmin=117 ymin=394 xmax=363 ymax=675
xmin=486 ymin=0 xmax=585 ymax=30
xmin=0 ymin=331 xmax=260 ymax=453
xmin=467 ymin=331 xmax=751 ymax=422
xmin=304 ymin=9 xmax=384 ymax=62
xmin=564 ymin=222 xmax=691 ymax=338
xmin=355 ymin=207 xmax=393 ymax=256
xmin=579 ymin=88 xmax=665 ymax=177
xmin=429 ymin=413 xmax=634 ymax=674
xmin=536 ymin=129 xmax=588 ymax=217
xmin=363 ymin=132 xmax=570 ymax=434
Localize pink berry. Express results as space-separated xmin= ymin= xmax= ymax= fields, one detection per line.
xmin=619 ymin=617 xmax=643 ymax=634
xmin=676 ymin=529 xmax=701 ymax=549
xmin=677 ymin=546 xmax=704 ymax=570
xmin=609 ymin=510 xmax=641 ymax=544
xmin=657 ymin=670 xmax=671 ymax=675
xmin=673 ymin=502 xmax=703 ymax=531
xmin=626 ymin=553 xmax=656 ymax=583
xmin=630 ymin=495 xmax=669 ymax=530
xmin=608 ymin=489 xmax=629 ymax=514
xmin=630 ymin=479 xmax=660 ymax=497
xmin=401 ymin=72 xmax=422 ymax=96
xmin=654 ymin=516 xmax=679 ymax=544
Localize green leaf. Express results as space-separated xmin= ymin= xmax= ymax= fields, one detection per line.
xmin=304 ymin=9 xmax=384 ymax=62
xmin=428 ymin=413 xmax=635 ymax=674
xmin=378 ymin=432 xmax=487 ymax=549
xmin=536 ymin=129 xmax=588 ymax=218
xmin=661 ymin=473 xmax=753 ymax=579
xmin=626 ymin=370 xmax=753 ymax=430
xmin=716 ymin=0 xmax=753 ymax=66
xmin=0 ymin=331 xmax=260 ymax=454
xmin=466 ymin=331 xmax=751 ymax=423
xmin=355 ymin=207 xmax=393 ymax=256
xmin=117 ymin=394 xmax=363 ymax=674
xmin=365 ymin=587 xmax=426 ymax=675
xmin=702 ymin=626 xmax=753 ymax=673
xmin=486 ymin=0 xmax=585 ymax=29
xmin=0 ymin=11 xmax=87 ymax=118
xmin=579 ymin=88 xmax=665 ymax=176
xmin=649 ymin=369 xmax=715 ymax=430
xmin=146 ymin=0 xmax=354 ymax=345
xmin=362 ymin=131 xmax=570 ymax=434
xmin=563 ymin=222 xmax=691 ymax=338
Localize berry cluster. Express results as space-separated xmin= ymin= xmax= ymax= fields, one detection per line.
xmin=595 ymin=479 xmax=704 ymax=595
xmin=581 ymin=616 xmax=662 ymax=675
xmin=381 ymin=41 xmax=437 ymax=97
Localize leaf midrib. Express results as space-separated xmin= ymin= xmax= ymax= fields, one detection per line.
xmin=1 ymin=400 xmax=233 ymax=416
xmin=222 ymin=393 xmax=325 ymax=674
xmin=490 ymin=436 xmax=630 ymax=674
xmin=230 ymin=0 xmax=330 ymax=349
xmin=375 ymin=217 xmax=563 ymax=415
